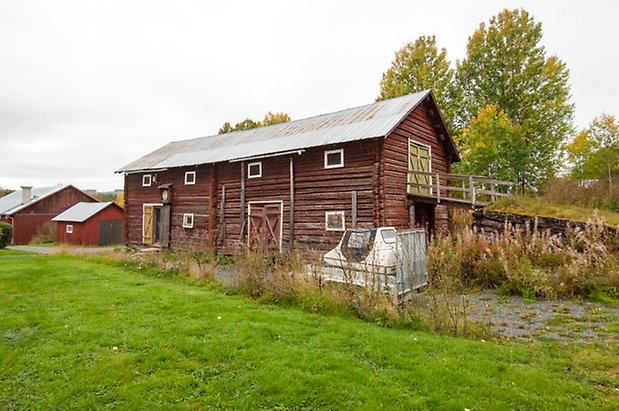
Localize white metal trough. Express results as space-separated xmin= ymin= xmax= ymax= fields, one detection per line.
xmin=308 ymin=227 xmax=428 ymax=301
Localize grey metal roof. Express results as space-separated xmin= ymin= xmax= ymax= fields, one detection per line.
xmin=116 ymin=90 xmax=436 ymax=173
xmin=0 ymin=185 xmax=69 ymax=216
xmin=52 ymin=201 xmax=112 ymax=222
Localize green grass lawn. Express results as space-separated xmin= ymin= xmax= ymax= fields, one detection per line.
xmin=487 ymin=195 xmax=619 ymax=227
xmin=0 ymin=255 xmax=617 ymax=410
xmin=0 ymin=248 xmax=36 ymax=256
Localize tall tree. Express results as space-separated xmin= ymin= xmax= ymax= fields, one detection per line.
xmin=455 ymin=104 xmax=528 ymax=184
xmin=218 ymin=112 xmax=290 ymax=134
xmin=566 ymin=114 xmax=619 ymax=193
xmin=456 ymin=8 xmax=574 ymax=190
xmin=261 ymin=111 xmax=290 ymax=126
xmin=378 ymin=35 xmax=456 ymax=130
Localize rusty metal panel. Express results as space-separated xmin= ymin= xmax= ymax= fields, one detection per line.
xmin=116 ymin=91 xmax=431 ymax=173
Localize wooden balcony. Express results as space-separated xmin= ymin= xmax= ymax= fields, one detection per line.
xmin=408 ymin=171 xmax=513 ymax=207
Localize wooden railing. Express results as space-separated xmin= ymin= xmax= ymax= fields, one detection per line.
xmin=408 ymin=171 xmax=513 ymax=207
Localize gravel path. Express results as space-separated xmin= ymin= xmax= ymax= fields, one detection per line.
xmin=465 ymin=290 xmax=619 ymax=343
xmin=7 ymin=245 xmax=117 ymax=255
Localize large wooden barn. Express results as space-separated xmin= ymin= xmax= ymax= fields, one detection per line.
xmin=0 ymin=185 xmax=98 ymax=245
xmin=117 ymin=90 xmax=460 ymax=252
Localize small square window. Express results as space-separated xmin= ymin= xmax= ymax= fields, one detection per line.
xmin=325 ymin=211 xmax=345 ymax=231
xmin=66 ymin=225 xmax=74 ymax=234
xmin=184 ymin=171 xmax=196 ymax=185
xmin=183 ymin=213 xmax=194 ymax=228
xmin=248 ymin=162 xmax=262 ymax=178
xmin=324 ymin=149 xmax=344 ymax=169
xmin=142 ymin=174 xmax=152 ymax=187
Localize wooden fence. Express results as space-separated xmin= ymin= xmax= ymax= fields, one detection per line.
xmin=408 ymin=171 xmax=513 ymax=207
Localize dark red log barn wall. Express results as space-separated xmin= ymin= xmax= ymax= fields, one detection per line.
xmin=381 ymin=98 xmax=453 ymax=232
xmin=124 ymin=97 xmax=455 ymax=252
xmin=11 ymin=186 xmax=97 ymax=245
xmin=56 ymin=204 xmax=124 ymax=246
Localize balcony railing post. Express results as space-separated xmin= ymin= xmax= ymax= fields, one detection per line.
xmin=436 ymin=173 xmax=441 ymax=203
xmin=469 ymin=175 xmax=476 ymax=207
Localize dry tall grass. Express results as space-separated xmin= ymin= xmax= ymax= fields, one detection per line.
xmin=30 ymin=221 xmax=56 ymax=244
xmin=429 ymin=212 xmax=619 ymax=299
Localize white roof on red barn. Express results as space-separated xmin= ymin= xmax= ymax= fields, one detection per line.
xmin=52 ymin=201 xmax=117 ymax=223
xmin=117 ymin=90 xmax=457 ymax=173
xmin=0 ymin=185 xmax=69 ymax=216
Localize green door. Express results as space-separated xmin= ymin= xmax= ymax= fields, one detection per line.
xmin=408 ymin=140 xmax=432 ymax=196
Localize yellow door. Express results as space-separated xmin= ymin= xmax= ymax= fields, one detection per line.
xmin=143 ymin=205 xmax=154 ymax=244
xmin=408 ymin=140 xmax=431 ymax=196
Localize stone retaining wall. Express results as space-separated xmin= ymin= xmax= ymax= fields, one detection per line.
xmin=473 ymin=210 xmax=617 ymax=238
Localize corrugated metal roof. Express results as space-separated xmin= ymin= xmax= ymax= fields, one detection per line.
xmin=0 ymin=185 xmax=69 ymax=216
xmin=52 ymin=201 xmax=111 ymax=222
xmin=116 ymin=90 xmax=432 ymax=173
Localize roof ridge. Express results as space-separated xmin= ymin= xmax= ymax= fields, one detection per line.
xmin=168 ymin=90 xmax=431 ymax=144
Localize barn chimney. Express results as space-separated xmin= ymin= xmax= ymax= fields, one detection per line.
xmin=21 ymin=186 xmax=32 ymax=204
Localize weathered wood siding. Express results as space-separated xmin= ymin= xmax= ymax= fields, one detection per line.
xmin=382 ymin=102 xmax=452 ymax=230
xmin=124 ymin=165 xmax=213 ymax=249
xmin=123 ymin=96 xmax=457 ymax=251
xmin=11 ymin=186 xmax=96 ymax=244
xmin=217 ymin=140 xmax=379 ymax=251
xmin=292 ymin=140 xmax=377 ymax=250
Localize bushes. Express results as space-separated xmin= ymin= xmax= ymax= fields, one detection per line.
xmin=30 ymin=221 xmax=56 ymax=244
xmin=428 ymin=217 xmax=619 ymax=299
xmin=0 ymin=222 xmax=12 ymax=248
xmin=542 ymin=177 xmax=619 ymax=212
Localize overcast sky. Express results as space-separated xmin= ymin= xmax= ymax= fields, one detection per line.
xmin=1 ymin=0 xmax=617 ymax=191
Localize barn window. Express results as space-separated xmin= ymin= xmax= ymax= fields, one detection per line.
xmin=183 ymin=213 xmax=194 ymax=228
xmin=142 ymin=174 xmax=152 ymax=187
xmin=325 ymin=211 xmax=345 ymax=231
xmin=66 ymin=225 xmax=74 ymax=234
xmin=248 ymin=162 xmax=262 ymax=178
xmin=324 ymin=149 xmax=344 ymax=169
xmin=185 ymin=171 xmax=196 ymax=185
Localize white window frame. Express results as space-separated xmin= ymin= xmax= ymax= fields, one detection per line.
xmin=66 ymin=224 xmax=74 ymax=234
xmin=324 ymin=148 xmax=344 ymax=169
xmin=247 ymin=162 xmax=262 ymax=179
xmin=325 ymin=211 xmax=345 ymax=231
xmin=184 ymin=171 xmax=196 ymax=185
xmin=142 ymin=174 xmax=152 ymax=187
xmin=182 ymin=213 xmax=194 ymax=228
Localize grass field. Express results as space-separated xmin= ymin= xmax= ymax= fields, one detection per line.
xmin=487 ymin=195 xmax=619 ymax=227
xmin=0 ymin=248 xmax=36 ymax=256
xmin=1 ymin=255 xmax=617 ymax=410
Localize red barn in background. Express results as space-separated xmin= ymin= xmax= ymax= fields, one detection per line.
xmin=0 ymin=185 xmax=98 ymax=244
xmin=53 ymin=202 xmax=124 ymax=246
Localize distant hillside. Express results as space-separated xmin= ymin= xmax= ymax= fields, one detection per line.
xmin=0 ymin=188 xmax=14 ymax=198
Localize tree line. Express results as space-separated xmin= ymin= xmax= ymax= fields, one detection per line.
xmin=378 ymin=8 xmax=617 ymax=193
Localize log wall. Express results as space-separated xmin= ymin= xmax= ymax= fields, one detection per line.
xmin=123 ymin=97 xmax=458 ymax=251
xmin=382 ymin=103 xmax=452 ymax=230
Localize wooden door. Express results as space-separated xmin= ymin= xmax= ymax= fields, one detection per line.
xmin=143 ymin=205 xmax=154 ymax=244
xmin=99 ymin=220 xmax=122 ymax=246
xmin=158 ymin=206 xmax=170 ymax=247
xmin=248 ymin=203 xmax=282 ymax=250
xmin=408 ymin=140 xmax=432 ymax=196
